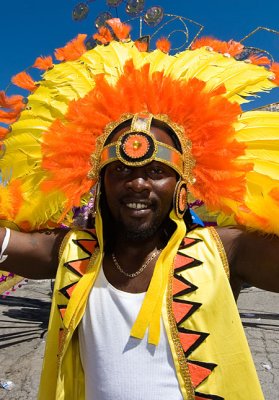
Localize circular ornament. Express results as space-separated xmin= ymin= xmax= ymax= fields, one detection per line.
xmin=95 ymin=12 xmax=113 ymax=29
xmin=125 ymin=0 xmax=145 ymax=16
xmin=144 ymin=6 xmax=164 ymax=27
xmin=173 ymin=180 xmax=187 ymax=218
xmin=117 ymin=132 xmax=156 ymax=165
xmin=106 ymin=0 xmax=124 ymax=6
xmin=85 ymin=37 xmax=97 ymax=50
xmin=72 ymin=3 xmax=89 ymax=21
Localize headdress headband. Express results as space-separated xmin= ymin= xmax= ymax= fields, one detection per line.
xmin=91 ymin=112 xmax=194 ymax=183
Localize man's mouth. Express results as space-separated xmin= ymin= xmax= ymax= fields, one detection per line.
xmin=126 ymin=202 xmax=149 ymax=210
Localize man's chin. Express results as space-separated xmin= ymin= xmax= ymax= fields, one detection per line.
xmin=121 ymin=221 xmax=161 ymax=242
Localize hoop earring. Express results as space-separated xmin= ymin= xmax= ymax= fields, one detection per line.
xmin=173 ymin=180 xmax=188 ymax=219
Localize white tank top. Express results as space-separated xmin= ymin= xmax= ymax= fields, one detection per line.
xmin=78 ymin=267 xmax=183 ymax=400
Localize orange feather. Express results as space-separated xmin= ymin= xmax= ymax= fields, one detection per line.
xmin=0 ymin=109 xmax=20 ymax=123
xmin=270 ymin=62 xmax=279 ymax=85
xmin=55 ymin=34 xmax=87 ymax=62
xmin=93 ymin=27 xmax=113 ymax=45
xmin=269 ymin=188 xmax=279 ymax=203
xmin=33 ymin=55 xmax=54 ymax=70
xmin=0 ymin=127 xmax=9 ymax=139
xmin=191 ymin=36 xmax=244 ymax=57
xmin=156 ymin=38 xmax=171 ymax=53
xmin=0 ymin=91 xmax=24 ymax=111
xmin=134 ymin=40 xmax=148 ymax=52
xmin=11 ymin=71 xmax=37 ymax=91
xmin=106 ymin=18 xmax=131 ymax=41
xmin=0 ymin=179 xmax=23 ymax=221
xmin=248 ymin=55 xmax=271 ymax=66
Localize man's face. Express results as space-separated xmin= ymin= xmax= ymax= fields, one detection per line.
xmin=103 ymin=126 xmax=178 ymax=241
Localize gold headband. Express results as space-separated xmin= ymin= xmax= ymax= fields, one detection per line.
xmin=89 ymin=112 xmax=195 ymax=183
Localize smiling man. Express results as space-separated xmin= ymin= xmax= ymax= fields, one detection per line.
xmin=0 ymin=20 xmax=279 ymax=400
xmin=1 ymin=113 xmax=279 ymax=400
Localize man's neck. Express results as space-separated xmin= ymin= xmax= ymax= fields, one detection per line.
xmin=103 ymin=233 xmax=166 ymax=293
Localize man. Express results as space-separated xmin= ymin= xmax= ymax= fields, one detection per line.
xmin=0 ymin=20 xmax=279 ymax=399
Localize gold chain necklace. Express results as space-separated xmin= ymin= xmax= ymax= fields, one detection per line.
xmin=111 ymin=249 xmax=161 ymax=278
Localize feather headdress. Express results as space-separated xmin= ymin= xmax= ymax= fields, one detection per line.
xmin=0 ymin=20 xmax=279 ymax=235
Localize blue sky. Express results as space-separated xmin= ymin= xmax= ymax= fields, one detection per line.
xmin=0 ymin=0 xmax=279 ymax=108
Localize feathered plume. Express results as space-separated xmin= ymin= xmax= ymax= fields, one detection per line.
xmin=33 ymin=56 xmax=54 ymax=70
xmin=106 ymin=18 xmax=131 ymax=41
xmin=93 ymin=26 xmax=113 ymax=45
xmin=55 ymin=34 xmax=87 ymax=61
xmin=0 ymin=92 xmax=24 ymax=111
xmin=156 ymin=38 xmax=171 ymax=53
xmin=135 ymin=40 xmax=148 ymax=52
xmin=11 ymin=71 xmax=37 ymax=91
xmin=270 ymin=62 xmax=279 ymax=85
xmin=191 ymin=36 xmax=244 ymax=57
xmin=0 ymin=180 xmax=22 ymax=221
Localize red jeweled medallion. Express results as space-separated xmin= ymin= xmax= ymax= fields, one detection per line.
xmin=117 ymin=131 xmax=157 ymax=165
xmin=122 ymin=134 xmax=150 ymax=159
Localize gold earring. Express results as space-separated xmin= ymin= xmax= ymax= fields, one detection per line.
xmin=91 ymin=181 xmax=101 ymax=217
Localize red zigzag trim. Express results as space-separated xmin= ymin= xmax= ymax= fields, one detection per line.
xmin=172 ymin=236 xmax=223 ymax=399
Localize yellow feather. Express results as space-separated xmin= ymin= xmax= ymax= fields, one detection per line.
xmin=164 ymin=48 xmax=275 ymax=105
xmin=230 ymin=110 xmax=279 ymax=233
xmin=144 ymin=49 xmax=174 ymax=74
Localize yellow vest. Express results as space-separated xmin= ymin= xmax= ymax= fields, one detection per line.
xmin=38 ymin=227 xmax=264 ymax=399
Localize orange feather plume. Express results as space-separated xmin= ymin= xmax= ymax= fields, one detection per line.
xmin=0 ymin=91 xmax=24 ymax=111
xmin=269 ymin=188 xmax=279 ymax=203
xmin=156 ymin=38 xmax=171 ymax=53
xmin=55 ymin=34 xmax=87 ymax=62
xmin=0 ymin=127 xmax=9 ymax=139
xmin=33 ymin=55 xmax=54 ymax=70
xmin=248 ymin=55 xmax=271 ymax=66
xmin=270 ymin=62 xmax=279 ymax=85
xmin=0 ymin=180 xmax=23 ymax=221
xmin=11 ymin=71 xmax=37 ymax=92
xmin=106 ymin=18 xmax=131 ymax=41
xmin=0 ymin=92 xmax=24 ymax=125
xmin=41 ymin=60 xmax=250 ymax=215
xmin=0 ymin=109 xmax=21 ymax=124
xmin=191 ymin=36 xmax=244 ymax=57
xmin=93 ymin=26 xmax=113 ymax=45
xmin=134 ymin=40 xmax=148 ymax=52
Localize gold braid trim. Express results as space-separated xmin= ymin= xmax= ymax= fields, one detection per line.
xmin=165 ymin=260 xmax=195 ymax=399
xmin=208 ymin=227 xmax=230 ymax=279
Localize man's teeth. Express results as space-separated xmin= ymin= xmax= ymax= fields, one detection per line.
xmin=126 ymin=203 xmax=148 ymax=210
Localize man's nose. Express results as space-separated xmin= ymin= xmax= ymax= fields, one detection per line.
xmin=126 ymin=168 xmax=151 ymax=192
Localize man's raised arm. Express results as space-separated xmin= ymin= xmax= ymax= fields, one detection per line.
xmin=0 ymin=228 xmax=69 ymax=279
xmin=217 ymin=226 xmax=279 ymax=298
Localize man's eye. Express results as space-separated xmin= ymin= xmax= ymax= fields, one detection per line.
xmin=150 ymin=167 xmax=163 ymax=175
xmin=115 ymin=165 xmax=130 ymax=173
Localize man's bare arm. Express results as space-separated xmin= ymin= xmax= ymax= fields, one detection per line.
xmin=0 ymin=228 xmax=69 ymax=279
xmin=217 ymin=226 xmax=279 ymax=298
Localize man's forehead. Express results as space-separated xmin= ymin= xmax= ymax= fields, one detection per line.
xmin=110 ymin=158 xmax=171 ymax=169
xmin=108 ymin=124 xmax=176 ymax=148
